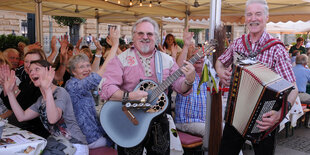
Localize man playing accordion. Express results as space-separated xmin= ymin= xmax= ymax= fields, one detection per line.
xmin=215 ymin=0 xmax=298 ymax=154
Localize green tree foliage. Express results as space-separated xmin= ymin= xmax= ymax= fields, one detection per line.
xmin=175 ymin=38 xmax=184 ymax=48
xmin=0 ymin=34 xmax=29 ymax=51
xmin=52 ymin=16 xmax=86 ymax=27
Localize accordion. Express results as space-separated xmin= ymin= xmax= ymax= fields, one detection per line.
xmin=225 ymin=62 xmax=293 ymax=142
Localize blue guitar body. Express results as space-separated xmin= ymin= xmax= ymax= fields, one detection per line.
xmin=99 ymin=40 xmax=216 ymax=148
xmin=99 ymin=80 xmax=168 ymax=148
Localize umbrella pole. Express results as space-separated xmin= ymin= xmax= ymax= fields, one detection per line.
xmin=35 ymin=0 xmax=43 ymax=44
xmin=204 ymin=0 xmax=222 ymax=154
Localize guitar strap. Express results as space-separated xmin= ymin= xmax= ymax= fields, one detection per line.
xmin=155 ymin=50 xmax=163 ymax=83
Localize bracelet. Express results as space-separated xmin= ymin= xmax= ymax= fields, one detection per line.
xmin=95 ymin=54 xmax=102 ymax=58
xmin=122 ymin=91 xmax=129 ymax=104
xmin=185 ymin=80 xmax=194 ymax=86
xmin=60 ymin=63 xmax=66 ymax=66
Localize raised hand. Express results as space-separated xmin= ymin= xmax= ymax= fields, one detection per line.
xmin=171 ymin=44 xmax=179 ymax=58
xmin=51 ymin=36 xmax=57 ymax=50
xmin=3 ymin=66 xmax=16 ymax=96
xmin=40 ymin=66 xmax=55 ymax=91
xmin=58 ymin=35 xmax=69 ymax=49
xmin=93 ymin=36 xmax=103 ymax=52
xmin=76 ymin=37 xmax=83 ymax=49
xmin=27 ymin=42 xmax=42 ymax=51
xmin=108 ymin=27 xmax=120 ymax=47
xmin=183 ymin=27 xmax=194 ymax=47
xmin=60 ymin=43 xmax=69 ymax=63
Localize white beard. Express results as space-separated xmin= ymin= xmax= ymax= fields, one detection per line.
xmin=140 ymin=44 xmax=150 ymax=53
xmin=138 ymin=39 xmax=152 ymax=53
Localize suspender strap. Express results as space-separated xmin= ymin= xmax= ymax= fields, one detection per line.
xmin=242 ymin=34 xmax=285 ymax=58
xmin=257 ymin=38 xmax=285 ymax=54
xmin=155 ymin=50 xmax=163 ymax=83
xmin=242 ymin=34 xmax=252 ymax=55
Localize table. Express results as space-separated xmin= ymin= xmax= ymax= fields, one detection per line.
xmin=0 ymin=124 xmax=47 ymax=155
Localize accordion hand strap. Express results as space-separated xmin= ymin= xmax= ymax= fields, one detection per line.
xmin=261 ymin=99 xmax=288 ymax=140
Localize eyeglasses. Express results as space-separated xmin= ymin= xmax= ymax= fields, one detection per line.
xmin=135 ymin=31 xmax=154 ymax=38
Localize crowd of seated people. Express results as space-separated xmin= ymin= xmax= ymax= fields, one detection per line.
xmin=0 ymin=26 xmax=130 ymax=154
xmin=0 ymin=18 xmax=210 ymax=155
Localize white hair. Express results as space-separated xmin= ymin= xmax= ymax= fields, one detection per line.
xmin=246 ymin=0 xmax=269 ymax=17
xmin=132 ymin=17 xmax=160 ymax=43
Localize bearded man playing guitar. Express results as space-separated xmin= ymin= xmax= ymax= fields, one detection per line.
xmin=99 ymin=17 xmax=196 ymax=155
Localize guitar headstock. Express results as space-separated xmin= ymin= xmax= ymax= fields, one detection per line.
xmin=196 ymin=39 xmax=218 ymax=58
xmin=187 ymin=39 xmax=217 ymax=65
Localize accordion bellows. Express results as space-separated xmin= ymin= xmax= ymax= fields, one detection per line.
xmin=225 ymin=63 xmax=293 ymax=142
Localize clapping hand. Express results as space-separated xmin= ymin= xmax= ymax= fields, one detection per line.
xmin=40 ymin=66 xmax=55 ymax=91
xmin=2 ymin=65 xmax=16 ymax=96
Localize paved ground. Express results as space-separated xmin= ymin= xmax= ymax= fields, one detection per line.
xmin=243 ymin=126 xmax=310 ymax=155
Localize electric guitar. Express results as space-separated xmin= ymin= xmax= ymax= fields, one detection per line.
xmin=99 ymin=40 xmax=217 ymax=148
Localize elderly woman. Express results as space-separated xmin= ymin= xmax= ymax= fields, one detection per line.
xmin=65 ymin=27 xmax=119 ymax=149
xmin=3 ymin=60 xmax=88 ymax=154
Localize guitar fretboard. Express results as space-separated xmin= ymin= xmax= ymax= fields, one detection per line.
xmin=148 ymin=43 xmax=216 ymax=103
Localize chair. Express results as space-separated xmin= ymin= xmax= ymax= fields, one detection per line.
xmin=178 ymin=131 xmax=203 ymax=155
xmin=301 ymin=104 xmax=310 ymax=127
xmin=89 ymin=146 xmax=117 ymax=155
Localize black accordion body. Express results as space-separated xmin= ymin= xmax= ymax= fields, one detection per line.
xmin=225 ymin=62 xmax=294 ymax=142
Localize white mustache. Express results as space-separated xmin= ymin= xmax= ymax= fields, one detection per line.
xmin=139 ymin=39 xmax=150 ymax=43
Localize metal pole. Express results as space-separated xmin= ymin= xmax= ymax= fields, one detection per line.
xmin=35 ymin=0 xmax=43 ymax=44
xmin=204 ymin=0 xmax=221 ymax=154
xmin=48 ymin=16 xmax=53 ymax=53
xmin=184 ymin=5 xmax=189 ymax=29
xmin=160 ymin=23 xmax=163 ymax=46
xmin=95 ymin=9 xmax=99 ymax=39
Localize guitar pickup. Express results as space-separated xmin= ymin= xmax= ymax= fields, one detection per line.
xmin=125 ymin=102 xmax=152 ymax=109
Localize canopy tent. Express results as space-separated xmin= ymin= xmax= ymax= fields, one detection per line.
xmin=266 ymin=21 xmax=310 ymax=34
xmin=0 ymin=0 xmax=310 ymax=24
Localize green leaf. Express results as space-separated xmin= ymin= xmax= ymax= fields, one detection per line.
xmin=52 ymin=16 xmax=86 ymax=27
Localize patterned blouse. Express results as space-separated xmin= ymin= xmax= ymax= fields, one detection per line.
xmin=65 ymin=73 xmax=108 ymax=144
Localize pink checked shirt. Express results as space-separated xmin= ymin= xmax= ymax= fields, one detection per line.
xmin=99 ymin=47 xmax=192 ymax=100
xmin=218 ymin=31 xmax=295 ymax=83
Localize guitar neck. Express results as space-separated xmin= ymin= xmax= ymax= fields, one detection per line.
xmin=148 ymin=44 xmax=215 ymax=103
